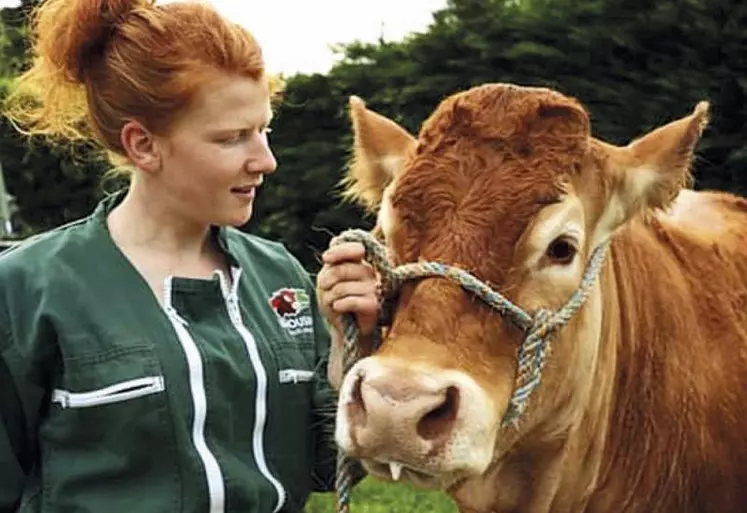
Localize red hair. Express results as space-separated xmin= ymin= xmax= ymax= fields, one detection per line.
xmin=3 ymin=0 xmax=281 ymax=160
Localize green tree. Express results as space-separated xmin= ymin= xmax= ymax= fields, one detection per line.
xmin=0 ymin=0 xmax=107 ymax=238
xmin=249 ymin=0 xmax=746 ymax=271
xmin=1 ymin=0 xmax=745 ymax=270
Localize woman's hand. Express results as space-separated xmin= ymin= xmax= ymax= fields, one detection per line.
xmin=316 ymin=241 xmax=380 ymax=338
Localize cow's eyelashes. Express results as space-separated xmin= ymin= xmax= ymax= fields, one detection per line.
xmin=546 ymin=236 xmax=577 ymax=265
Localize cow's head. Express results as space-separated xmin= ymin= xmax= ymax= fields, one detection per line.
xmin=333 ymin=84 xmax=708 ymax=504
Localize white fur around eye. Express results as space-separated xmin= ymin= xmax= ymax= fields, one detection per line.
xmin=524 ymin=196 xmax=586 ymax=271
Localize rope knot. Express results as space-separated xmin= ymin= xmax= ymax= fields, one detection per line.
xmin=528 ymin=308 xmax=554 ymax=339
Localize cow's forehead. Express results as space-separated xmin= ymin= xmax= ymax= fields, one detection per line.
xmin=417 ymin=84 xmax=590 ymax=154
xmin=387 ymin=85 xmax=591 ymax=283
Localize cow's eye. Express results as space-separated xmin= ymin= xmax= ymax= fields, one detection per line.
xmin=546 ymin=236 xmax=577 ymax=265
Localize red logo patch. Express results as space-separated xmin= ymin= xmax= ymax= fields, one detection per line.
xmin=268 ymin=288 xmax=310 ymax=318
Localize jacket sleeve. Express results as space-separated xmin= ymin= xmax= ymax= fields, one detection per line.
xmin=0 ymin=324 xmax=34 ymax=511
xmin=284 ymin=249 xmax=367 ymax=493
xmin=308 ymin=301 xmax=367 ymax=493
xmin=0 ymin=287 xmax=55 ymax=512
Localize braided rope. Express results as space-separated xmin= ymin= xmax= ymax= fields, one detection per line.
xmin=331 ymin=228 xmax=609 ymax=511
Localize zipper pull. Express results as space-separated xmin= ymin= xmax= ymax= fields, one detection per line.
xmin=228 ymin=298 xmax=242 ymax=322
xmin=52 ymin=390 xmax=70 ymax=408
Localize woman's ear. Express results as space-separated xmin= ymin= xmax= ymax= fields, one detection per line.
xmin=120 ymin=119 xmax=161 ymax=174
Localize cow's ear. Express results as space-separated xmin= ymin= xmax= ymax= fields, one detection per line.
xmin=594 ymin=101 xmax=709 ymax=241
xmin=341 ymin=96 xmax=417 ymax=213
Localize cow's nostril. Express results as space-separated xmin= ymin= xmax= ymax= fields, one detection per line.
xmin=416 ymin=385 xmax=459 ymax=443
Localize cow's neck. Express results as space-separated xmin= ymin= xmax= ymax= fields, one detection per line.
xmin=454 ymin=220 xmax=696 ymax=513
xmin=497 ymin=220 xmax=701 ymax=513
xmin=452 ymin=249 xmax=620 ymax=513
xmin=580 ymin=219 xmax=705 ymax=512
xmin=483 ymin=217 xmax=728 ymax=513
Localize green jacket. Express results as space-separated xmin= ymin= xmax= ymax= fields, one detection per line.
xmin=0 ymin=192 xmax=352 ymax=512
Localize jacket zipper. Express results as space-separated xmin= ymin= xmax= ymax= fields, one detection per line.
xmin=52 ymin=376 xmax=165 ymax=409
xmin=163 ymin=277 xmax=226 ymax=513
xmin=217 ymin=268 xmax=287 ymax=513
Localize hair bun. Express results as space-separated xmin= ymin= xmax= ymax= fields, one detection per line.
xmin=31 ymin=0 xmax=153 ymax=84
xmin=99 ymin=0 xmax=150 ymax=25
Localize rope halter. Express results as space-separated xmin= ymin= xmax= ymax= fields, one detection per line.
xmin=332 ymin=228 xmax=609 ymax=512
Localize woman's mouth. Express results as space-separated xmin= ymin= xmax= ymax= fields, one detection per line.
xmin=231 ymin=185 xmax=256 ymax=200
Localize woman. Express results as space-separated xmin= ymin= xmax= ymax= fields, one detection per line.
xmin=0 ymin=0 xmax=377 ymax=511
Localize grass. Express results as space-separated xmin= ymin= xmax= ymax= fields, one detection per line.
xmin=305 ymin=476 xmax=459 ymax=513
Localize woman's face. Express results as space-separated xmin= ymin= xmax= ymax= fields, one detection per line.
xmin=150 ymin=73 xmax=278 ymax=228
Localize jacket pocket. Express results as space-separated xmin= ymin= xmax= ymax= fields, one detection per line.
xmin=51 ymin=375 xmax=165 ymax=408
xmin=41 ymin=343 xmax=180 ymax=512
xmin=264 ymin=340 xmax=318 ymax=502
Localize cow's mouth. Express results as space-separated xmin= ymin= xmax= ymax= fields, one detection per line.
xmin=364 ymin=459 xmax=461 ymax=489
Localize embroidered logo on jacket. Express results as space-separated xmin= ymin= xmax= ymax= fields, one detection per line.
xmin=268 ymin=288 xmax=314 ymax=336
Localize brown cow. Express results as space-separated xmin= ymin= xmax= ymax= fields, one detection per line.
xmin=330 ymin=83 xmax=747 ymax=513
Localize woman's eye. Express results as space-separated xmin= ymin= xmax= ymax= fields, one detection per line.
xmin=219 ymin=132 xmax=244 ymax=144
xmin=218 ymin=126 xmax=272 ymax=145
xmin=546 ymin=237 xmax=577 ymax=265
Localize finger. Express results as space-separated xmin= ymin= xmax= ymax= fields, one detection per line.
xmin=316 ymin=261 xmax=377 ymax=291
xmin=331 ymin=294 xmax=380 ymax=317
xmin=322 ymin=242 xmax=366 ymax=265
xmin=321 ymin=280 xmax=379 ymax=308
